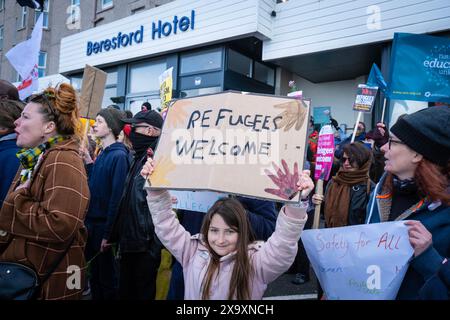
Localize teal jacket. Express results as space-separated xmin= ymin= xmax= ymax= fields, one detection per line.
xmin=366 ymin=173 xmax=450 ymax=300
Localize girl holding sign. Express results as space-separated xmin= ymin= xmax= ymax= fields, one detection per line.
xmin=141 ymin=159 xmax=314 ymax=300
xmin=366 ymin=107 xmax=450 ymax=300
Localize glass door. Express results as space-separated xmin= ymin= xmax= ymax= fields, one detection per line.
xmin=126 ymin=95 xmax=162 ymax=116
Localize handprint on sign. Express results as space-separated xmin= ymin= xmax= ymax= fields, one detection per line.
xmin=264 ymin=160 xmax=299 ymax=200
xmin=166 ymin=100 xmax=192 ymax=128
xmin=274 ymin=100 xmax=307 ymax=131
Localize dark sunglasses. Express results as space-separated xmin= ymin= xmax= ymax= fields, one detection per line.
xmin=340 ymin=156 xmax=354 ymax=165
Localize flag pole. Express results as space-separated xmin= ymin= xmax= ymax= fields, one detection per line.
xmin=351 ymin=111 xmax=362 ymax=143
xmin=380 ymin=98 xmax=387 ymax=124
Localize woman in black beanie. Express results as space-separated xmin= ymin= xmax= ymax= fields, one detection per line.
xmin=366 ymin=106 xmax=450 ymax=300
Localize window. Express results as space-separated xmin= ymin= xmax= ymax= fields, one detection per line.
xmin=19 ymin=7 xmax=27 ymax=29
xmin=0 ymin=26 xmax=3 ymax=50
xmin=180 ymin=48 xmax=222 ymax=75
xmin=35 ymin=0 xmax=50 ymax=28
xmin=70 ymin=0 xmax=80 ymax=24
xmin=102 ymin=0 xmax=113 ymax=10
xmin=254 ymin=61 xmax=275 ymax=86
xmin=0 ymin=0 xmax=4 ymax=11
xmin=180 ymin=86 xmax=222 ymax=98
xmin=38 ymin=51 xmax=47 ymax=77
xmin=70 ymin=76 xmax=82 ymax=91
xmin=227 ymin=49 xmax=252 ymax=78
xmin=128 ymin=60 xmax=167 ymax=94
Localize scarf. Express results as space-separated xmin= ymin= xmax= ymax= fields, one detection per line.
xmin=16 ymin=135 xmax=66 ymax=183
xmin=129 ymin=130 xmax=159 ymax=156
xmin=324 ymin=159 xmax=371 ymax=227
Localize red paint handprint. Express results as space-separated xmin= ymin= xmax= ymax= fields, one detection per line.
xmin=264 ymin=160 xmax=299 ymax=200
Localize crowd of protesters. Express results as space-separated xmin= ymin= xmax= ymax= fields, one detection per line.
xmin=0 ymin=79 xmax=448 ymax=300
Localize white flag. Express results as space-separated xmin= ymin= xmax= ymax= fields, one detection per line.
xmin=6 ymin=14 xmax=43 ymax=100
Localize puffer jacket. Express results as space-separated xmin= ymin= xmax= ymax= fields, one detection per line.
xmin=146 ymin=190 xmax=308 ymax=300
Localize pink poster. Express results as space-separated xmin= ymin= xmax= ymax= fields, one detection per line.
xmin=314 ymin=125 xmax=335 ymax=181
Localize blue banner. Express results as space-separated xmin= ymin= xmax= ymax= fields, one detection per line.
xmin=367 ymin=63 xmax=387 ymax=93
xmin=389 ymin=33 xmax=450 ymax=103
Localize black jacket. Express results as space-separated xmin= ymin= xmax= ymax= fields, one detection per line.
xmin=324 ymin=179 xmax=375 ymax=226
xmin=109 ymin=152 xmax=162 ymax=258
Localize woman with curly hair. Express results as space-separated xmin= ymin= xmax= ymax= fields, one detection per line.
xmin=0 ymin=84 xmax=90 ymax=300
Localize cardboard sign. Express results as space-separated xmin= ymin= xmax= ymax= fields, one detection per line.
xmin=353 ymin=84 xmax=378 ymax=113
xmin=79 ymin=65 xmax=107 ymax=119
xmin=149 ymin=91 xmax=310 ymax=203
xmin=159 ymin=67 xmax=173 ymax=116
xmin=313 ymin=106 xmax=331 ymax=125
xmin=301 ymin=222 xmax=414 ymax=300
xmin=171 ymin=190 xmax=227 ymax=213
xmin=314 ymin=125 xmax=335 ymax=181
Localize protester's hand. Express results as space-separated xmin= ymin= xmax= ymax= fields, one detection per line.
xmin=312 ymin=194 xmax=324 ymax=205
xmin=141 ymin=157 xmax=155 ymax=179
xmin=376 ymin=122 xmax=386 ymax=137
xmin=80 ymin=146 xmax=93 ymax=164
xmin=404 ymin=220 xmax=432 ymax=257
xmin=100 ymin=239 xmax=112 ymax=253
xmin=297 ymin=170 xmax=314 ymax=200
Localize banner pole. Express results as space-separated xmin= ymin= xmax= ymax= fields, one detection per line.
xmin=312 ymin=178 xmax=324 ymax=229
xmin=380 ymin=98 xmax=387 ymax=124
xmin=351 ymin=111 xmax=362 ymax=143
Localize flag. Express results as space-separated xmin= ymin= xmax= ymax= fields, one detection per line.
xmin=16 ymin=0 xmax=44 ymax=10
xmin=6 ymin=14 xmax=43 ymax=100
xmin=389 ymin=32 xmax=450 ymax=103
xmin=366 ymin=63 xmax=387 ymax=93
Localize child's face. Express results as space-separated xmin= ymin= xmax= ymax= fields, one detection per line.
xmin=208 ymin=214 xmax=239 ymax=257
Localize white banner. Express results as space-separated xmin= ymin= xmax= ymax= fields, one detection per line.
xmin=170 ymin=190 xmax=226 ymax=213
xmin=6 ymin=14 xmax=43 ymax=100
xmin=301 ymin=221 xmax=414 ymax=300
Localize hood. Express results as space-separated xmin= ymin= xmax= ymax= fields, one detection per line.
xmin=102 ymin=141 xmax=129 ymax=155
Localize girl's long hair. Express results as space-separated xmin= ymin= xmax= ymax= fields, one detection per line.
xmin=200 ymin=198 xmax=255 ymax=300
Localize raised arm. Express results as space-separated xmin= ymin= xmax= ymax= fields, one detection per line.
xmin=141 ymin=158 xmax=198 ymax=266
xmin=254 ymin=170 xmax=314 ymax=284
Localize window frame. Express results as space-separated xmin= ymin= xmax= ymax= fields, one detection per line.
xmin=0 ymin=26 xmax=3 ymax=50
xmin=101 ymin=0 xmax=113 ymax=10
xmin=69 ymin=0 xmax=80 ymax=24
xmin=19 ymin=6 xmax=27 ymax=30
xmin=38 ymin=51 xmax=47 ymax=77
xmin=35 ymin=0 xmax=50 ymax=29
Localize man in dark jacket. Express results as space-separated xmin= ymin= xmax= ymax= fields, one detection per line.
xmin=82 ymin=107 xmax=130 ymax=300
xmin=109 ymin=110 xmax=164 ymax=300
xmin=0 ymin=99 xmax=24 ymax=206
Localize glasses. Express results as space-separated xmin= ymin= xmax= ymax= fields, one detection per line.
xmin=340 ymin=156 xmax=354 ymax=166
xmin=131 ymin=123 xmax=161 ymax=134
xmin=388 ymin=138 xmax=406 ymax=149
xmin=131 ymin=124 xmax=151 ymax=129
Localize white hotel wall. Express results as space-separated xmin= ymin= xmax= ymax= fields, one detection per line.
xmin=292 ymin=74 xmax=371 ymax=132
xmin=59 ymin=0 xmax=273 ymax=73
xmin=264 ymin=0 xmax=450 ymax=60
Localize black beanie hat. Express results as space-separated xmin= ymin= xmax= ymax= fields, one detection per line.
xmin=97 ymin=107 xmax=125 ymax=138
xmin=390 ymin=107 xmax=450 ymax=166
